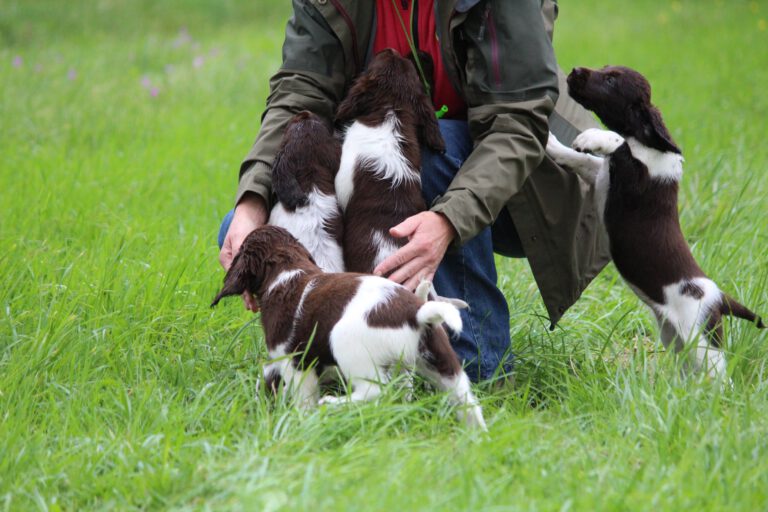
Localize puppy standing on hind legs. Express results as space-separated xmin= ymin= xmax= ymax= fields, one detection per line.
xmin=268 ymin=110 xmax=344 ymax=274
xmin=211 ymin=226 xmax=486 ymax=430
xmin=547 ymin=65 xmax=765 ymax=379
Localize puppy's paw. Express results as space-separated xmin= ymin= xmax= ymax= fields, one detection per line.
xmin=545 ymin=131 xmax=572 ymax=160
xmin=572 ymin=128 xmax=624 ymax=156
xmin=318 ymin=395 xmax=345 ymax=406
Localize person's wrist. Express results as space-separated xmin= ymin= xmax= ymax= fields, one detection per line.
xmin=235 ymin=192 xmax=268 ymax=224
xmin=434 ymin=212 xmax=457 ymax=243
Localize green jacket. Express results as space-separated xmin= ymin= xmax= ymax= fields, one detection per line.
xmin=236 ymin=0 xmax=610 ymax=326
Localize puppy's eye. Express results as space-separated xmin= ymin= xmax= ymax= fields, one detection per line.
xmin=605 ymin=75 xmax=616 ymax=86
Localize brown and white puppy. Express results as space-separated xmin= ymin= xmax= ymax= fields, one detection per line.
xmin=211 ymin=226 xmax=486 ymax=430
xmin=268 ymin=111 xmax=344 ymax=273
xmin=546 ymin=66 xmax=764 ymax=379
xmin=334 ymin=48 xmax=445 ymax=274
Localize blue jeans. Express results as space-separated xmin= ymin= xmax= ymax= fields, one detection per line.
xmin=219 ymin=120 xmax=519 ymax=382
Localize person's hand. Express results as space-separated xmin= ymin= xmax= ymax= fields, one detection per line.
xmin=218 ymin=193 xmax=269 ymax=312
xmin=373 ymin=211 xmax=456 ymax=291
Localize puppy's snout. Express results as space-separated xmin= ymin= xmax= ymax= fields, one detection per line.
xmin=568 ymin=67 xmax=590 ymax=84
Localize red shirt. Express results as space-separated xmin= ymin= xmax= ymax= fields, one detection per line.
xmin=373 ymin=0 xmax=467 ymax=120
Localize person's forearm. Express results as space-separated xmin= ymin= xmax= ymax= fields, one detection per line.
xmin=430 ymin=97 xmax=553 ymax=245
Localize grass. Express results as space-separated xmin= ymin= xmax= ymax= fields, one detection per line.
xmin=1 ymin=0 xmax=766 ymax=509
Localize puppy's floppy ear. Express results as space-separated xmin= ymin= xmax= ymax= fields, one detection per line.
xmin=413 ymin=93 xmax=445 ymax=153
xmin=404 ymin=52 xmax=444 ymax=152
xmin=335 ymin=76 xmax=372 ymax=125
xmin=406 ymin=50 xmax=436 ymax=96
xmin=272 ymin=145 xmax=309 ymax=210
xmin=211 ymin=251 xmax=251 ymax=307
xmin=631 ymin=103 xmax=680 ymax=154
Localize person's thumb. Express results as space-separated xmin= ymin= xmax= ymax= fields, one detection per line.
xmin=389 ymin=214 xmax=422 ymax=239
xmin=219 ymin=237 xmax=233 ymax=270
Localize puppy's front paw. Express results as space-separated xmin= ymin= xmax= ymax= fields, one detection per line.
xmin=318 ymin=395 xmax=345 ymax=406
xmin=572 ymin=128 xmax=625 ymax=156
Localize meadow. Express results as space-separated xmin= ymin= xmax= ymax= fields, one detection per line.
xmin=1 ymin=1 xmax=766 ymax=510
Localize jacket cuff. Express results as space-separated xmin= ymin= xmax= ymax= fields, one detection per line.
xmin=430 ymin=189 xmax=488 ymax=247
xmin=235 ymin=161 xmax=272 ymax=210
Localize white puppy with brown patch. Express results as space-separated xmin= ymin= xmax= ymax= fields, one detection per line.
xmin=211 ymin=226 xmax=486 ymax=430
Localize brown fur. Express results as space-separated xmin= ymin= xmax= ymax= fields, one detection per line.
xmin=335 ymin=49 xmax=445 ymax=273
xmin=211 ymin=226 xmax=463 ymax=379
xmin=567 ymin=65 xmax=764 ymax=348
xmin=271 ymin=110 xmax=344 ymax=248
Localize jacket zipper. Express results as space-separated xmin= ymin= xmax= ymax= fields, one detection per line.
xmin=484 ymin=3 xmax=502 ymax=88
xmin=328 ymin=0 xmax=362 ymax=71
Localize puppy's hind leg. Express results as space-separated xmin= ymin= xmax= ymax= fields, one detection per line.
xmin=318 ymin=355 xmax=387 ymax=406
xmin=694 ymin=337 xmax=728 ymax=381
xmin=696 ymin=311 xmax=729 ymax=382
xmin=417 ymin=327 xmax=487 ymax=431
xmin=656 ymin=315 xmax=683 ymax=352
xmin=319 ymin=378 xmax=385 ymax=405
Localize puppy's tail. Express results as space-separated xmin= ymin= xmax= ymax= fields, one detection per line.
xmin=721 ymin=294 xmax=765 ymax=328
xmin=414 ymin=280 xmax=469 ymax=310
xmin=416 ymin=301 xmax=462 ymax=334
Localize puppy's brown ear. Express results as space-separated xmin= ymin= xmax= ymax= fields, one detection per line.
xmin=414 ymin=94 xmax=445 ymax=153
xmin=272 ymin=145 xmax=309 ymax=210
xmin=335 ymin=76 xmax=373 ymax=125
xmin=633 ymin=104 xmax=680 ymax=154
xmin=211 ymin=252 xmax=250 ymax=307
xmin=406 ymin=50 xmax=435 ymax=96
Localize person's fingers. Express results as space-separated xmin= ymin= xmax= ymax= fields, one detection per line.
xmin=386 ymin=255 xmax=428 ymax=285
xmin=374 ymin=240 xmax=426 ymax=276
xmin=403 ymin=272 xmax=428 ymax=292
xmin=389 ymin=214 xmax=422 ymax=239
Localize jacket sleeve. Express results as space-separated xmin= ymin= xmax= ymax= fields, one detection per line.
xmin=430 ymin=0 xmax=559 ymax=245
xmin=235 ymin=0 xmax=347 ymax=208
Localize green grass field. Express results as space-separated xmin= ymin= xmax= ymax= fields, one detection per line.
xmin=1 ymin=1 xmax=767 ymax=510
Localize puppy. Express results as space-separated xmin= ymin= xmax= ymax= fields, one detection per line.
xmin=268 ymin=111 xmax=344 ymax=273
xmin=334 ymin=48 xmax=445 ymax=274
xmin=211 ymin=226 xmax=486 ymax=430
xmin=547 ymin=66 xmax=764 ymax=378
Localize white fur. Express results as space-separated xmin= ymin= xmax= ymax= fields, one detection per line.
xmin=417 ymin=301 xmax=463 ymax=333
xmin=280 ymin=359 xmax=320 ymax=409
xmin=546 ymin=131 xmax=604 ymax=183
xmin=572 ymin=127 xmax=625 ymax=155
xmin=371 ymin=230 xmax=400 ymax=270
xmin=270 ymin=274 xmax=485 ymax=429
xmin=415 ymin=280 xmax=432 ymax=301
xmin=553 ymin=131 xmax=727 ymax=379
xmin=269 ymin=188 xmax=345 ymax=273
xmin=626 ymin=137 xmax=684 ymax=182
xmin=257 ymin=267 xmax=485 ymax=427
xmin=649 ymin=277 xmax=726 ymax=378
xmin=266 ymin=269 xmax=305 ymax=296
xmin=439 ymin=373 xmax=486 ymax=431
xmin=270 ymin=278 xmax=317 ymax=358
xmin=335 ymin=111 xmax=418 ymax=211
xmin=329 ymin=277 xmax=421 ymax=391
xmin=546 ymin=131 xmax=611 ymax=220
